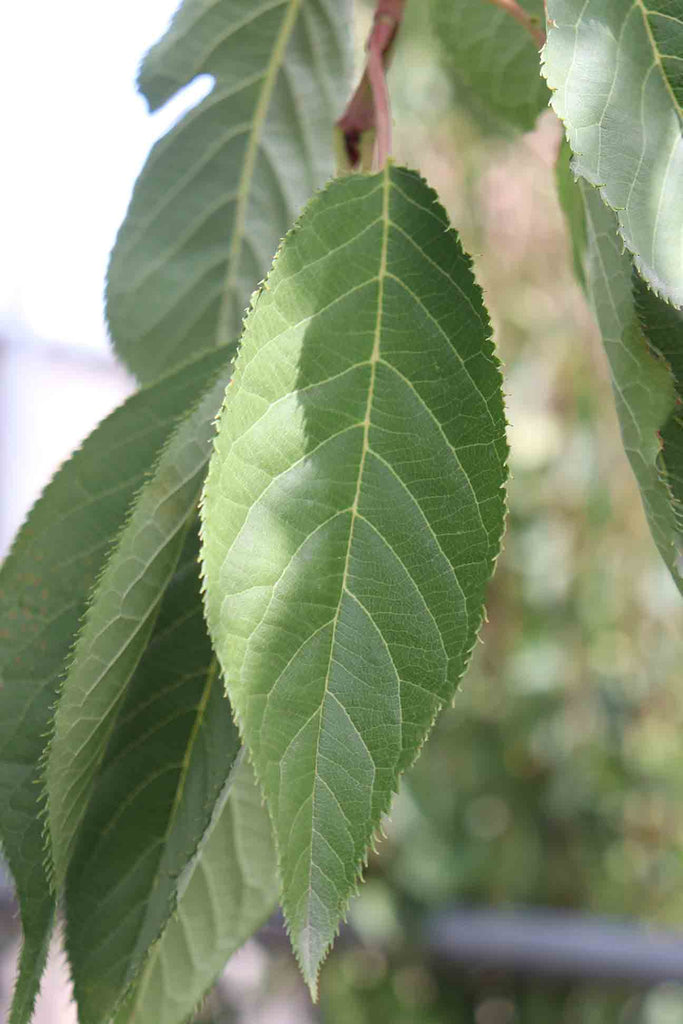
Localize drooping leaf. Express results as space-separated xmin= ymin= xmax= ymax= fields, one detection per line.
xmin=201 ymin=164 xmax=508 ymax=991
xmin=0 ymin=347 xmax=232 ymax=1023
xmin=114 ymin=757 xmax=277 ymax=1024
xmin=63 ymin=528 xmax=240 ymax=1024
xmin=106 ymin=0 xmax=352 ymax=384
xmin=581 ymin=182 xmax=683 ymax=590
xmin=47 ymin=360 xmax=233 ymax=886
xmin=431 ymin=0 xmax=548 ymax=132
xmin=544 ymin=0 xmax=683 ymax=306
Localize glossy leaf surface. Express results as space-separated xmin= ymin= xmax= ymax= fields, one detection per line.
xmin=64 ymin=530 xmax=240 ymax=1024
xmin=106 ymin=0 xmax=352 ymax=384
xmin=0 ymin=348 xmax=231 ymax=1023
xmin=545 ymin=0 xmax=683 ymax=306
xmin=201 ymin=165 xmax=508 ymax=990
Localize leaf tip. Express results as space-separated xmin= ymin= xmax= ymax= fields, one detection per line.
xmin=291 ymin=927 xmax=326 ymax=1002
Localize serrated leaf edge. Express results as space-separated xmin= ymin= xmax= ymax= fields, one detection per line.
xmin=199 ymin=163 xmax=509 ymax=996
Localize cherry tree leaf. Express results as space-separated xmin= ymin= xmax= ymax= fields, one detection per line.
xmin=544 ymin=0 xmax=683 ymax=306
xmin=106 ymin=0 xmax=352 ymax=384
xmin=63 ymin=530 xmax=240 ymax=1024
xmin=114 ymin=758 xmax=277 ymax=1024
xmin=431 ymin=0 xmax=547 ymax=132
xmin=46 ymin=361 xmax=233 ymax=886
xmin=556 ymin=136 xmax=587 ymax=289
xmin=0 ymin=347 xmax=231 ymax=1023
xmin=201 ymin=164 xmax=508 ymax=991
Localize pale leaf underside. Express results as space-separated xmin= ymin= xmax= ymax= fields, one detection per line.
xmin=544 ymin=0 xmax=683 ymax=306
xmin=106 ymin=0 xmax=352 ymax=384
xmin=201 ymin=164 xmax=507 ymax=989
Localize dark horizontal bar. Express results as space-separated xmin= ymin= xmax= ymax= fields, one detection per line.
xmin=425 ymin=906 xmax=683 ymax=984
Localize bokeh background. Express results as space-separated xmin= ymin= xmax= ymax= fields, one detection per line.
xmin=2 ymin=2 xmax=682 ymax=1022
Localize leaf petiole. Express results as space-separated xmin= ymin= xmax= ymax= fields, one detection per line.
xmin=336 ymin=0 xmax=405 ymax=171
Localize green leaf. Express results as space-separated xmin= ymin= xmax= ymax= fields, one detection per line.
xmin=581 ymin=182 xmax=683 ymax=590
xmin=114 ymin=757 xmax=277 ymax=1024
xmin=555 ymin=136 xmax=587 ymax=289
xmin=544 ymin=0 xmax=683 ymax=306
xmin=201 ymin=164 xmax=508 ymax=991
xmin=106 ymin=0 xmax=352 ymax=384
xmin=47 ymin=358 xmax=233 ymax=886
xmin=0 ymin=348 xmax=231 ymax=1024
xmin=63 ymin=528 xmax=240 ymax=1024
xmin=431 ymin=0 xmax=548 ymax=132
xmin=634 ymin=274 xmax=683 ymax=547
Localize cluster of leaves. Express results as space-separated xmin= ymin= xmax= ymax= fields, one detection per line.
xmin=0 ymin=2 xmax=681 ymax=1023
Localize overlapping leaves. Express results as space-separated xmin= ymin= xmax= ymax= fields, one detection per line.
xmin=106 ymin=0 xmax=352 ymax=384
xmin=114 ymin=758 xmax=277 ymax=1024
xmin=63 ymin=528 xmax=241 ymax=1023
xmin=46 ymin=370 xmax=234 ymax=887
xmin=14 ymin=0 xmax=683 ymax=1017
xmin=580 ymin=183 xmax=682 ymax=591
xmin=0 ymin=348 xmax=231 ymax=1022
xmin=201 ymin=164 xmax=508 ymax=991
xmin=544 ymin=0 xmax=683 ymax=306
xmin=4 ymin=0 xmax=354 ymax=1018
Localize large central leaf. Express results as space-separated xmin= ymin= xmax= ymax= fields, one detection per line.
xmin=544 ymin=0 xmax=683 ymax=306
xmin=201 ymin=165 xmax=508 ymax=989
xmin=106 ymin=0 xmax=352 ymax=384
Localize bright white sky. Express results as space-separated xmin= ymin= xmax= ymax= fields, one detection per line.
xmin=0 ymin=0 xmax=211 ymax=353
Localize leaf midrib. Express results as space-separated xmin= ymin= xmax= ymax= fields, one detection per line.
xmin=216 ymin=0 xmax=303 ymax=345
xmin=158 ymin=658 xmax=219 ymax=847
xmin=299 ymin=163 xmax=391 ymax=972
xmin=113 ymin=660 xmax=222 ymax=1012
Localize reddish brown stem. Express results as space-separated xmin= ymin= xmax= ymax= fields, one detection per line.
xmin=487 ymin=0 xmax=546 ymax=48
xmin=336 ymin=0 xmax=406 ymax=171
